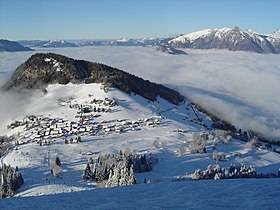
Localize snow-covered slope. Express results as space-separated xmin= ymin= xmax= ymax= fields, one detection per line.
xmin=171 ymin=28 xmax=213 ymax=43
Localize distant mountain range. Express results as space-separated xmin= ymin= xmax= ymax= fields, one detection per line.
xmin=0 ymin=39 xmax=33 ymax=52
xmin=33 ymin=40 xmax=78 ymax=48
xmin=76 ymin=38 xmax=162 ymax=47
xmin=18 ymin=38 xmax=162 ymax=48
xmin=2 ymin=27 xmax=280 ymax=53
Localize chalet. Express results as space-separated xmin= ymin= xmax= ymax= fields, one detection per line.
xmin=79 ymin=127 xmax=86 ymax=132
xmin=57 ymin=122 xmax=64 ymax=128
xmin=85 ymin=126 xmax=92 ymax=132
xmin=105 ymin=128 xmax=111 ymax=132
xmin=50 ymin=130 xmax=59 ymax=136
xmin=121 ymin=121 xmax=127 ymax=126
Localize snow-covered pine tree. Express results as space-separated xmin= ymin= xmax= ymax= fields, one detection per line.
xmin=106 ymin=165 xmax=120 ymax=187
xmin=128 ymin=165 xmax=136 ymax=185
xmin=118 ymin=161 xmax=129 ymax=186
xmin=82 ymin=163 xmax=93 ymax=181
xmin=0 ymin=164 xmax=24 ymax=198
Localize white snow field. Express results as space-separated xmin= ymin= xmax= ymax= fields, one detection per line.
xmin=0 ymin=47 xmax=280 ymax=209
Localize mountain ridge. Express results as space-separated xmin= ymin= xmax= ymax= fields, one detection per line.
xmin=3 ymin=53 xmax=185 ymax=105
xmin=34 ymin=40 xmax=78 ymax=48
xmin=0 ymin=39 xmax=33 ymax=52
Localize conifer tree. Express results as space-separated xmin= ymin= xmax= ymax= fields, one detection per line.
xmin=82 ymin=163 xmax=92 ymax=181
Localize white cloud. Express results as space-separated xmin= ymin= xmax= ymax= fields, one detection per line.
xmin=1 ymin=47 xmax=280 ymax=139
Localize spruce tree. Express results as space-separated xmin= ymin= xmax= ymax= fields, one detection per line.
xmin=82 ymin=163 xmax=92 ymax=181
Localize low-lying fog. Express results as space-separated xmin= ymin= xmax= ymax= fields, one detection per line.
xmin=0 ymin=47 xmax=280 ymax=139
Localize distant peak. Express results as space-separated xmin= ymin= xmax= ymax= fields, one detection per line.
xmin=117 ymin=38 xmax=133 ymax=42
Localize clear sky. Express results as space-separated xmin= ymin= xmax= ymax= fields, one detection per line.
xmin=0 ymin=0 xmax=279 ymax=40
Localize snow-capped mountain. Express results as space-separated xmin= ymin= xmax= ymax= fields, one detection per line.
xmin=140 ymin=37 xmax=164 ymax=46
xmin=76 ymin=40 xmax=103 ymax=47
xmin=106 ymin=38 xmax=143 ymax=46
xmin=271 ymin=28 xmax=280 ymax=39
xmin=168 ymin=27 xmax=278 ymax=53
xmin=34 ymin=40 xmax=77 ymax=48
xmin=0 ymin=39 xmax=33 ymax=52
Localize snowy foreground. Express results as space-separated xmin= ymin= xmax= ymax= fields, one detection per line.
xmin=1 ymin=179 xmax=280 ymax=210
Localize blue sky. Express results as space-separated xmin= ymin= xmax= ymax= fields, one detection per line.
xmin=0 ymin=0 xmax=279 ymax=40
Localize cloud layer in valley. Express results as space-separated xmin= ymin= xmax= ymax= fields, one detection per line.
xmin=0 ymin=47 xmax=280 ymax=139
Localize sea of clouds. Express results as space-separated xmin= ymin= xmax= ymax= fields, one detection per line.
xmin=0 ymin=47 xmax=280 ymax=139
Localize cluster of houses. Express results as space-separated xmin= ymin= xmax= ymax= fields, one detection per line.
xmin=58 ymin=97 xmax=117 ymax=115
xmin=95 ymin=116 xmax=163 ymax=135
xmin=8 ymin=105 xmax=164 ymax=147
